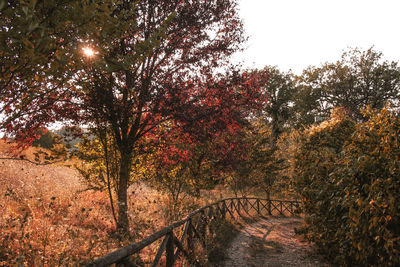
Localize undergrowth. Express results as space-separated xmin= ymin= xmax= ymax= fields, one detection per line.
xmin=0 ymin=141 xmax=277 ymax=266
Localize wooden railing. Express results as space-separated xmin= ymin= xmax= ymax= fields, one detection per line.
xmin=87 ymin=197 xmax=301 ymax=267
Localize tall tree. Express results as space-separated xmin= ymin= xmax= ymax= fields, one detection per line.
xmin=254 ymin=66 xmax=295 ymax=146
xmin=2 ymin=0 xmax=264 ymax=232
xmin=292 ymin=66 xmax=325 ymax=128
xmin=295 ymin=47 xmax=400 ymax=125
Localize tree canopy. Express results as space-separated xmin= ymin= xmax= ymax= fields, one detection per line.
xmin=253 ymin=66 xmax=295 ymax=145
xmin=1 ymin=0 xmax=265 ymax=232
xmin=0 ymin=0 xmax=120 ymax=135
xmin=294 ymin=47 xmax=400 ymax=125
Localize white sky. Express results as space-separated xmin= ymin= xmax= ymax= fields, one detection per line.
xmin=232 ymin=0 xmax=400 ymax=74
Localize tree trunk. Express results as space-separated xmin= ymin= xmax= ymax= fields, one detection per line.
xmin=270 ymin=115 xmax=280 ymax=148
xmin=117 ymin=150 xmax=133 ymax=233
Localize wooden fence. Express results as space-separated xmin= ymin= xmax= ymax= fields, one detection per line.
xmin=87 ymin=197 xmax=301 ymax=267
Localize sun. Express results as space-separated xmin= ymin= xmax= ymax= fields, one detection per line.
xmin=82 ymin=47 xmax=95 ymax=57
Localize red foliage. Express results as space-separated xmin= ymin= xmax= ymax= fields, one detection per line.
xmin=149 ymin=70 xmax=268 ymax=176
xmin=2 ymin=0 xmax=269 ymax=230
xmin=3 ymin=0 xmax=269 ymax=152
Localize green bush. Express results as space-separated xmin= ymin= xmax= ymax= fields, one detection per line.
xmin=293 ymin=107 xmax=400 ymax=266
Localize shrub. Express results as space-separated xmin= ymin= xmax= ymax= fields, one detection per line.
xmin=335 ymin=108 xmax=400 ymax=265
xmin=293 ymin=107 xmax=400 ymax=266
xmin=292 ymin=108 xmax=356 ymax=263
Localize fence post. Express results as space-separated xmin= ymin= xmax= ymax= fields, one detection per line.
xmin=256 ymin=199 xmax=260 ymax=215
xmin=267 ymin=192 xmax=272 ymax=215
xmin=215 ymin=202 xmax=222 ymax=220
xmin=166 ymin=231 xmax=174 ymax=267
xmin=187 ymin=219 xmax=194 ymax=256
xmin=268 ymin=201 xmax=272 ymax=215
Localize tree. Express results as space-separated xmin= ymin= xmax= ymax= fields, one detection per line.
xmin=76 ymin=0 xmax=265 ymax=233
xmin=254 ymin=66 xmax=295 ymax=146
xmin=292 ymin=66 xmax=325 ymax=128
xmin=225 ymin=120 xmax=282 ymax=197
xmin=75 ymin=126 xmax=148 ymax=226
xmin=247 ymin=122 xmax=283 ymax=199
xmin=2 ymin=0 xmax=264 ymax=233
xmin=142 ymin=125 xmax=218 ymax=220
xmin=295 ymin=47 xmax=400 ymax=125
xmin=0 ymin=0 xmax=117 ymax=134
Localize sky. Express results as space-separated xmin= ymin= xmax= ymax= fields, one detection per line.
xmin=232 ymin=0 xmax=400 ymax=75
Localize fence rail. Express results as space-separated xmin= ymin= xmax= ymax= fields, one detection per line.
xmin=87 ymin=197 xmax=301 ymax=267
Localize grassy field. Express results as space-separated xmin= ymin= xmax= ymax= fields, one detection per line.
xmin=0 ymin=140 xmax=119 ymax=265
xmin=0 ymin=140 xmax=241 ymax=266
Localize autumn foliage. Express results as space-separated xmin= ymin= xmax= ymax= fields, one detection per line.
xmin=292 ymin=107 xmax=400 ymax=266
xmin=3 ymin=0 xmax=400 ymax=264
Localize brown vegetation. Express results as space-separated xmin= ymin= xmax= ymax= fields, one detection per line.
xmin=0 ymin=140 xmax=216 ymax=266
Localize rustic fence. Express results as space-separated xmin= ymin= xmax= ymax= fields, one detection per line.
xmin=87 ymin=197 xmax=301 ymax=267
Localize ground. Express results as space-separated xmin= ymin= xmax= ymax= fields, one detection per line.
xmin=220 ymin=217 xmax=332 ymax=267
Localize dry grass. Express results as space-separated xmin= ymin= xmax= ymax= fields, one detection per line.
xmin=0 ymin=141 xmax=121 ymax=265
xmin=1 ymin=139 xmax=282 ymax=266
xmin=0 ymin=140 xmax=214 ymax=266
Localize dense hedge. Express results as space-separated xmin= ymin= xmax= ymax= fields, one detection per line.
xmin=293 ymin=108 xmax=400 ymax=266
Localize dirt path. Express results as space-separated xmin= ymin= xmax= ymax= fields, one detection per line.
xmin=220 ymin=217 xmax=331 ymax=267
